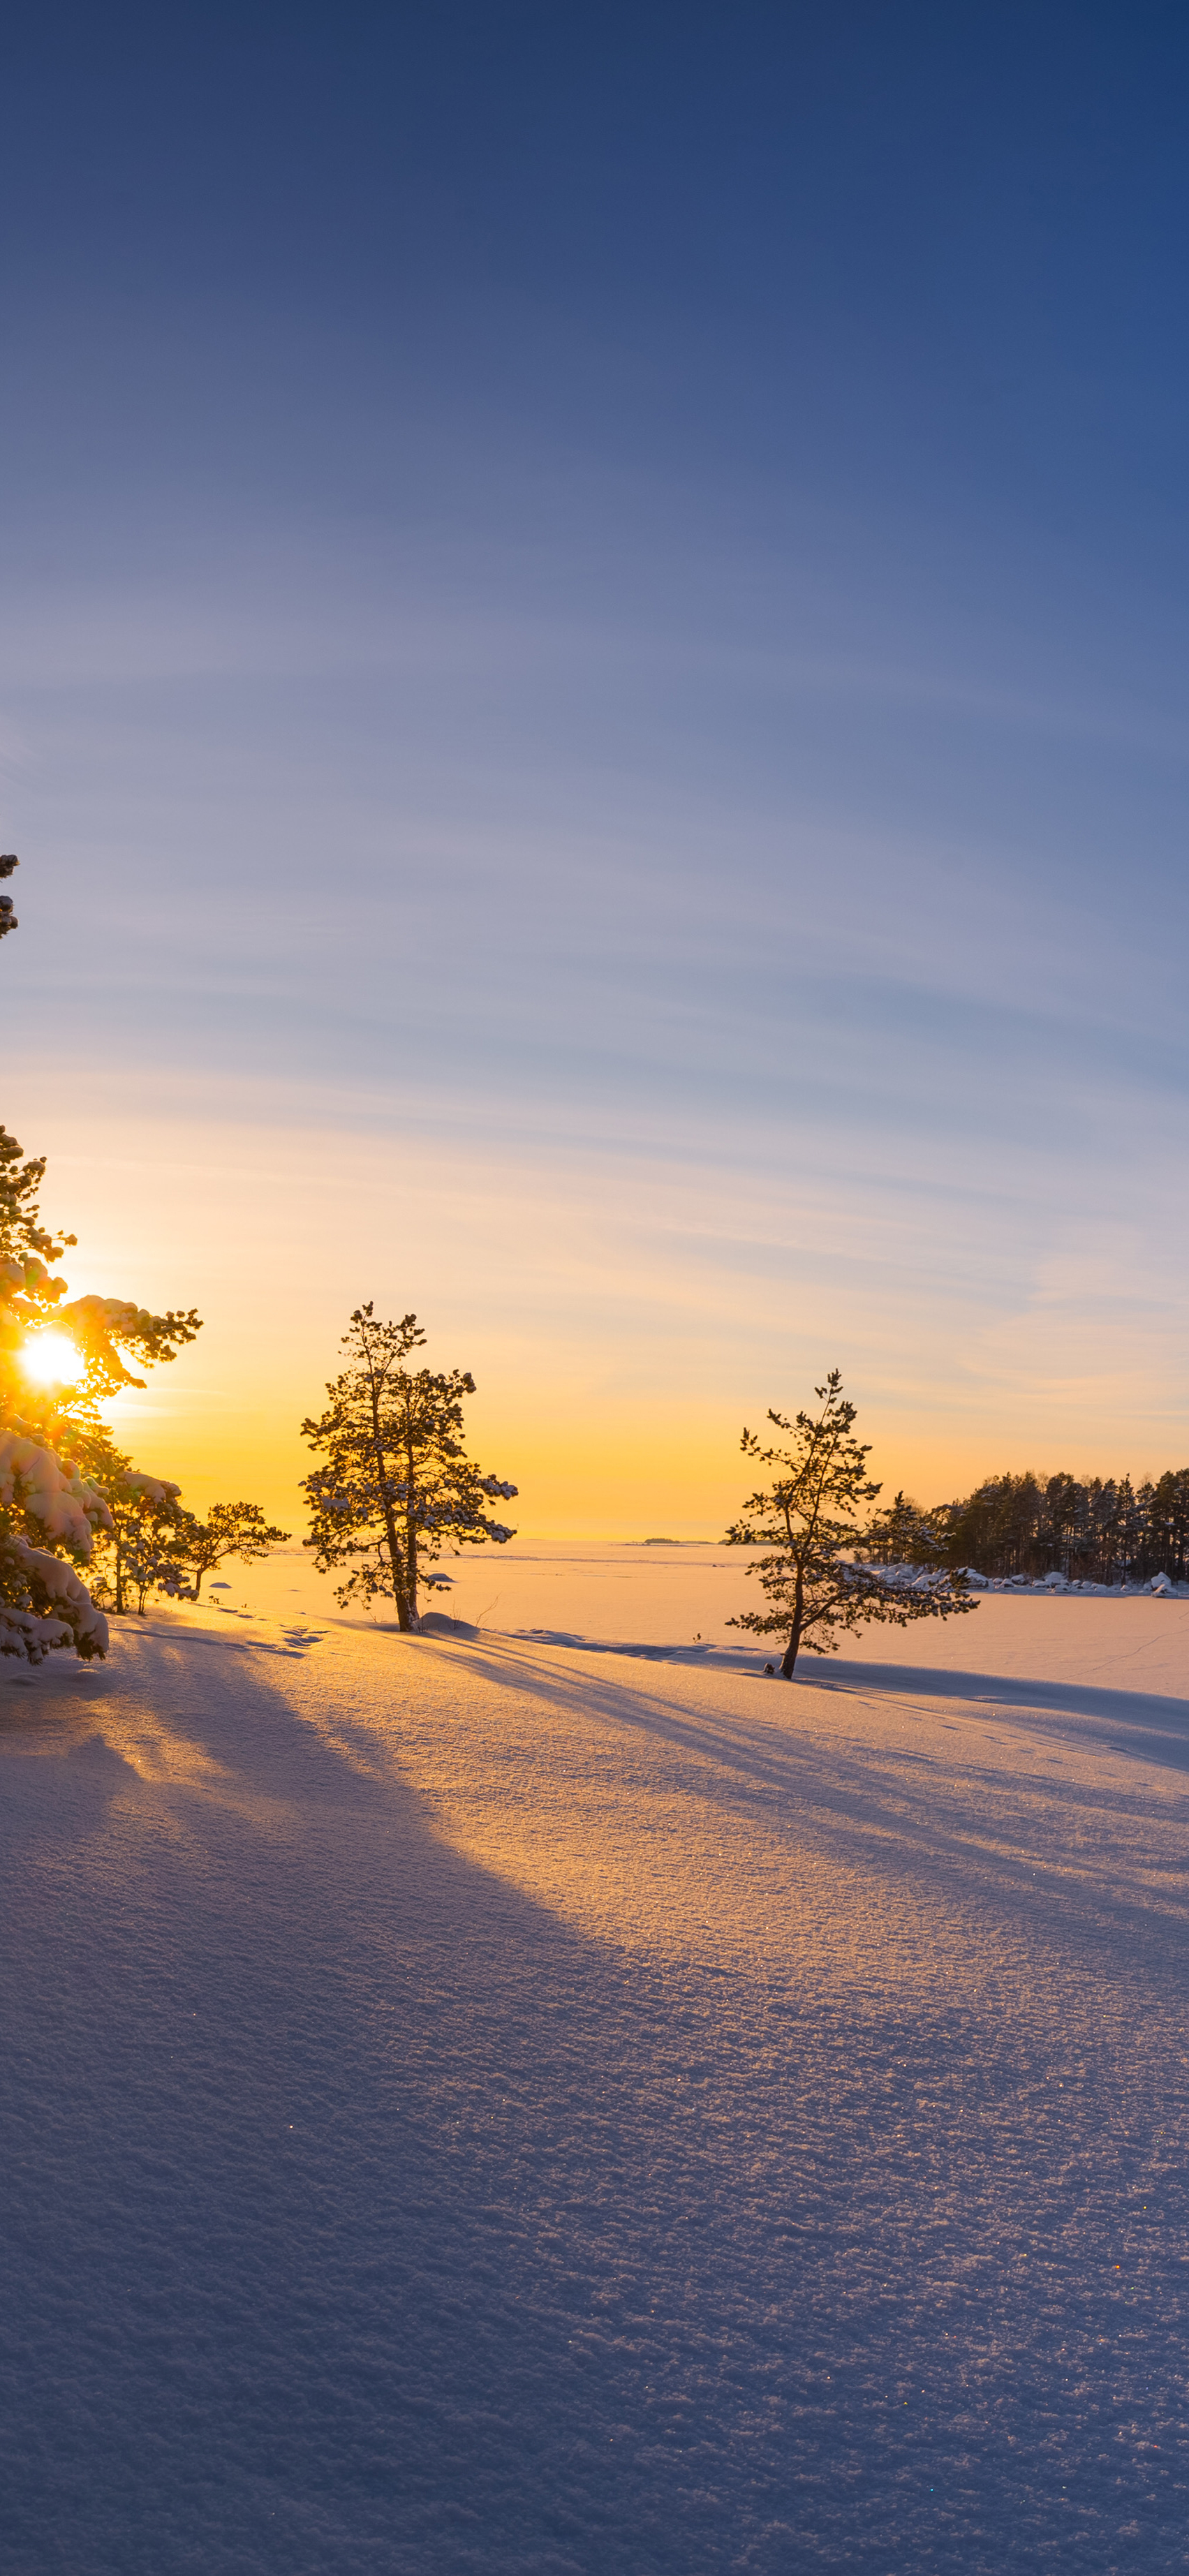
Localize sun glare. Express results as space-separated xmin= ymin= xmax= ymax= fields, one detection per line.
xmin=22 ymin=1332 xmax=83 ymax=1390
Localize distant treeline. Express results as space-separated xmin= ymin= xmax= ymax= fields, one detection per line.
xmin=865 ymin=1471 xmax=1189 ymax=1587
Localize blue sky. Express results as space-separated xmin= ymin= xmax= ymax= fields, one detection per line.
xmin=3 ymin=3 xmax=1188 ymax=1523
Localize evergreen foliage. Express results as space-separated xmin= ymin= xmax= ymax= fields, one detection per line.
xmin=0 ymin=859 xmax=205 ymax=1655
xmin=0 ymin=1119 xmax=200 ymax=1406
xmin=84 ymin=1448 xmax=193 ymax=1615
xmin=0 ymin=850 xmax=17 ymax=940
xmin=854 ymin=1465 xmax=1189 ymax=1586
xmin=0 ymin=1109 xmax=203 ymax=1656
xmin=84 ymin=1482 xmax=290 ymax=1615
xmin=862 ymin=1488 xmax=950 ymax=1566
xmin=0 ymin=854 xmax=281 ymax=1648
xmin=0 ymin=1161 xmax=201 ymax=1658
xmin=933 ymin=1467 xmax=1189 ymax=1585
xmin=182 ymin=1502 xmax=292 ymax=1601
xmin=301 ymin=1305 xmax=517 ymax=1629
xmin=726 ymin=1370 xmax=977 ymax=1679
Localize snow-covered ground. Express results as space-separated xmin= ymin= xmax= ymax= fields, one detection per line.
xmin=3 ymin=1559 xmax=1188 ymax=2572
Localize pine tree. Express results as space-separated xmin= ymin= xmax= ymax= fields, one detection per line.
xmin=182 ymin=1502 xmax=291 ymax=1601
xmin=0 ymin=851 xmax=17 ymax=940
xmin=300 ymin=1305 xmax=517 ymax=1628
xmin=0 ymin=853 xmax=202 ymax=1659
xmin=862 ymin=1488 xmax=947 ymax=1566
xmin=85 ymin=1454 xmax=195 ymax=1615
xmin=726 ymin=1369 xmax=977 ymax=1679
xmin=0 ymin=1149 xmax=202 ymax=1656
xmin=1149 ymin=1469 xmax=1189 ymax=1585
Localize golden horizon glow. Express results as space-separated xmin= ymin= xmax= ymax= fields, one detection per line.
xmin=22 ymin=1331 xmax=83 ymax=1391
xmin=11 ymin=1087 xmax=1189 ymax=1537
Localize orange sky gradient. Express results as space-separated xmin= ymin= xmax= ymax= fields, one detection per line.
xmin=14 ymin=1070 xmax=1187 ymax=1543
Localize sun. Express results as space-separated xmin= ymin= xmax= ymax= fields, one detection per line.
xmin=22 ymin=1332 xmax=83 ymax=1390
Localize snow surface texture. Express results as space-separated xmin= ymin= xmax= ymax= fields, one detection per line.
xmin=2 ymin=1590 xmax=1188 ymax=2574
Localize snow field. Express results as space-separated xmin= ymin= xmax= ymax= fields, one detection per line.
xmin=217 ymin=1538 xmax=1189 ymax=1654
xmin=2 ymin=1594 xmax=1188 ymax=2572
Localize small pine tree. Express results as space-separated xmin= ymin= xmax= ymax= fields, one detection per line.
xmin=87 ymin=1459 xmax=195 ymax=1615
xmin=862 ymin=1488 xmax=947 ymax=1566
xmin=300 ymin=1305 xmax=517 ymax=1629
xmin=726 ymin=1368 xmax=977 ymax=1679
xmin=85 ymin=1460 xmax=290 ymax=1617
xmin=183 ymin=1502 xmax=291 ymax=1601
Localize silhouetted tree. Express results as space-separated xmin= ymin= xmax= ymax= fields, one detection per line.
xmin=300 ymin=1305 xmax=517 ymax=1629
xmin=0 ymin=852 xmax=17 ymax=940
xmin=725 ymin=1370 xmax=977 ymax=1678
xmin=935 ymin=1463 xmax=1189 ymax=1585
xmin=0 ymin=861 xmax=202 ymax=1657
xmin=1149 ymin=1470 xmax=1189 ymax=1583
xmin=862 ymin=1488 xmax=947 ymax=1565
xmin=182 ymin=1501 xmax=291 ymax=1601
xmin=86 ymin=1456 xmax=193 ymax=1615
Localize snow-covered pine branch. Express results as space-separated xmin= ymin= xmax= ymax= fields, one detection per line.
xmin=0 ymin=866 xmax=206 ymax=1655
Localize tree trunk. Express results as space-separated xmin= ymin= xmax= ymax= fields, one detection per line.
xmin=372 ymin=1378 xmax=413 ymax=1627
xmin=403 ymin=1416 xmax=419 ymax=1628
xmin=779 ymin=1560 xmax=805 ymax=1679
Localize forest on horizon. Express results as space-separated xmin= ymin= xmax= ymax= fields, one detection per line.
xmin=867 ymin=1466 xmax=1189 ymax=1587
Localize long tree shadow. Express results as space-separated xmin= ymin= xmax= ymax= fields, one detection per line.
xmin=434 ymin=1620 xmax=1189 ymax=1778
xmin=804 ymin=1652 xmax=1189 ymax=1771
xmin=420 ymin=1626 xmax=1189 ymax=1785
xmin=407 ymin=1635 xmax=1189 ymax=1983
xmin=3 ymin=1624 xmax=1189 ymax=2574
